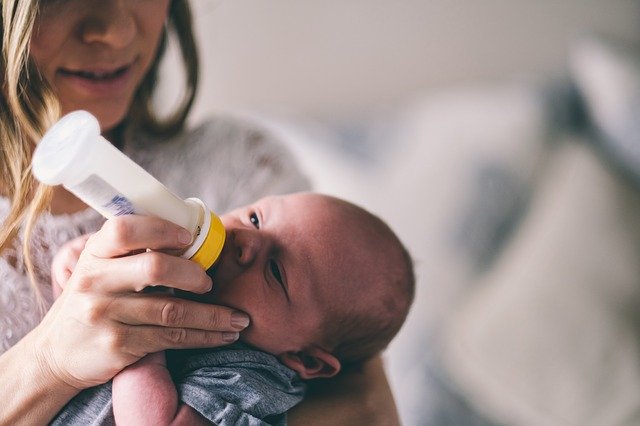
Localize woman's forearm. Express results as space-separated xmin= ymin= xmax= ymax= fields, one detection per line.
xmin=0 ymin=331 xmax=79 ymax=425
xmin=289 ymin=355 xmax=400 ymax=426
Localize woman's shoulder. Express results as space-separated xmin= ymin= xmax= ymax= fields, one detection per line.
xmin=125 ymin=115 xmax=311 ymax=211
xmin=129 ymin=115 xmax=299 ymax=166
xmin=188 ymin=115 xmax=299 ymax=159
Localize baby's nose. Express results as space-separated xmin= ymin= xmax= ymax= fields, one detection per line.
xmin=230 ymin=228 xmax=262 ymax=267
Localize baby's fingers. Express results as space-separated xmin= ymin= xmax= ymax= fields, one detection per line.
xmin=51 ymin=234 xmax=92 ymax=290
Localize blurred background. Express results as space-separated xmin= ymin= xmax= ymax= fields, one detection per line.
xmin=164 ymin=1 xmax=640 ymax=424
xmin=186 ymin=0 xmax=639 ymax=118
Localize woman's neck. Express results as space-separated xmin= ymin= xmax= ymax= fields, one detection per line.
xmin=103 ymin=122 xmax=126 ymax=151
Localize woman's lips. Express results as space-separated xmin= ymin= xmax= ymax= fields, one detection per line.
xmin=56 ymin=62 xmax=135 ymax=96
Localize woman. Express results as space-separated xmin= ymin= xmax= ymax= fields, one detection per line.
xmin=0 ymin=0 xmax=399 ymax=423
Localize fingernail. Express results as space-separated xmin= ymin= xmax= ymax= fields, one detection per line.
xmin=178 ymin=229 xmax=192 ymax=245
xmin=223 ymin=332 xmax=239 ymax=343
xmin=231 ymin=312 xmax=250 ymax=330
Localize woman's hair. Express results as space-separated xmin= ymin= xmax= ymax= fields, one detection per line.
xmin=0 ymin=0 xmax=199 ymax=303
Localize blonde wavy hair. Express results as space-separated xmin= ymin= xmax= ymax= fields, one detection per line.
xmin=0 ymin=0 xmax=199 ymax=301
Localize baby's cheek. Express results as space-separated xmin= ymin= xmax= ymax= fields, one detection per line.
xmin=237 ymin=326 xmax=267 ymax=353
xmin=239 ymin=322 xmax=290 ymax=356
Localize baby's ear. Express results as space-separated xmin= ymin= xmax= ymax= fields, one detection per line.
xmin=279 ymin=347 xmax=341 ymax=379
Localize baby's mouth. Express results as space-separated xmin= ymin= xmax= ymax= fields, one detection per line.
xmin=206 ymin=262 xmax=219 ymax=280
xmin=58 ymin=64 xmax=130 ymax=81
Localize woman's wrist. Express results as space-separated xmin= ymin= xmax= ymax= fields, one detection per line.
xmin=0 ymin=330 xmax=79 ymax=425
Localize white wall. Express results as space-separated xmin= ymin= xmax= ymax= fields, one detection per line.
xmin=186 ymin=0 xmax=640 ymax=120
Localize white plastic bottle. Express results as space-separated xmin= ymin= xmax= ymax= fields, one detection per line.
xmin=31 ymin=110 xmax=225 ymax=271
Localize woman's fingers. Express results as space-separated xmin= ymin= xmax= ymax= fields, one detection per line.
xmin=72 ymin=250 xmax=212 ymax=294
xmin=85 ymin=215 xmax=193 ymax=258
xmin=37 ymin=289 xmax=247 ymax=389
xmin=64 ymin=216 xmax=212 ymax=294
xmin=121 ymin=325 xmax=241 ymax=354
xmin=111 ymin=295 xmax=249 ymax=333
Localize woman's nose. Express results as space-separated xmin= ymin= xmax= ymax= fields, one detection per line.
xmin=81 ymin=0 xmax=137 ymax=48
xmin=230 ymin=229 xmax=263 ymax=267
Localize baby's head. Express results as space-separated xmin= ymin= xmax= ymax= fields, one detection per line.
xmin=209 ymin=192 xmax=414 ymax=379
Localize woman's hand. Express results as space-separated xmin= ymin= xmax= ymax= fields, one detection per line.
xmin=35 ymin=215 xmax=248 ymax=390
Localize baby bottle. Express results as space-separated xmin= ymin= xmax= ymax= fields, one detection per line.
xmin=31 ymin=110 xmax=225 ymax=271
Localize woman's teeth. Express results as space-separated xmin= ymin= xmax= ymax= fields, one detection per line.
xmin=61 ymin=67 xmax=127 ymax=80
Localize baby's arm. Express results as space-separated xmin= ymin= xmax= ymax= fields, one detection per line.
xmin=112 ymin=352 xmax=174 ymax=424
xmin=112 ymin=352 xmax=212 ymax=425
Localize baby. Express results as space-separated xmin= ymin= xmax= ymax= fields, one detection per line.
xmin=51 ymin=192 xmax=415 ymax=425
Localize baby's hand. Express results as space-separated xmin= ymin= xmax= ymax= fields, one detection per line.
xmin=51 ymin=234 xmax=92 ymax=297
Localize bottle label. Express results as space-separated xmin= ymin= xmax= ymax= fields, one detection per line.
xmin=70 ymin=174 xmax=148 ymax=217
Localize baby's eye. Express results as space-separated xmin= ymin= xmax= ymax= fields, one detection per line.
xmin=269 ymin=260 xmax=283 ymax=284
xmin=249 ymin=212 xmax=260 ymax=229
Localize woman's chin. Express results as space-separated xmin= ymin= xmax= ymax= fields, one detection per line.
xmin=60 ymin=102 xmax=131 ymax=135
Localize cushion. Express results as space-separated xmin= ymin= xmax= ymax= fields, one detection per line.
xmin=571 ymin=36 xmax=640 ymax=186
xmin=441 ymin=141 xmax=640 ymax=425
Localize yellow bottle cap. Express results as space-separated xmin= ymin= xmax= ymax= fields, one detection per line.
xmin=190 ymin=212 xmax=226 ymax=271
